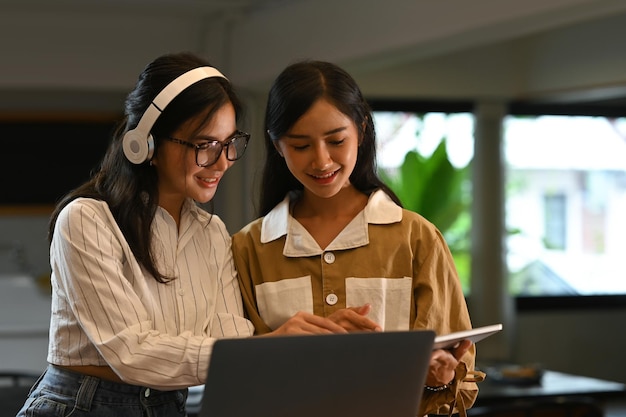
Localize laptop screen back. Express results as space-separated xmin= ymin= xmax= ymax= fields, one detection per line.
xmin=198 ymin=330 xmax=435 ymax=417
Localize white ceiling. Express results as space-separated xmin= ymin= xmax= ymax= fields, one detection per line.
xmin=1 ymin=0 xmax=626 ymax=111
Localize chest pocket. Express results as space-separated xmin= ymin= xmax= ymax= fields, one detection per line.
xmin=255 ymin=276 xmax=313 ymax=330
xmin=346 ymin=277 xmax=412 ymax=331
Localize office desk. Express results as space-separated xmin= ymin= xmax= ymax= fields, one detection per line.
xmin=475 ymin=370 xmax=626 ymax=406
xmin=187 ymin=370 xmax=625 ymax=416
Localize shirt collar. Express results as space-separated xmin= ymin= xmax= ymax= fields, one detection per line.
xmin=260 ymin=193 xmax=293 ymax=243
xmin=260 ymin=189 xmax=403 ymax=255
xmin=155 ymin=199 xmax=211 ymax=245
xmin=364 ymin=189 xmax=403 ymax=224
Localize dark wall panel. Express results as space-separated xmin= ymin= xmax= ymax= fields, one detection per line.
xmin=1 ymin=119 xmax=118 ymax=205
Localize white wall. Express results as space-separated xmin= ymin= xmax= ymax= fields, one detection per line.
xmin=0 ymin=214 xmax=51 ymax=374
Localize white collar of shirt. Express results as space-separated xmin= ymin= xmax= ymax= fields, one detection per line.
xmin=154 ymin=199 xmax=211 ymax=247
xmin=260 ymin=189 xmax=402 ymax=257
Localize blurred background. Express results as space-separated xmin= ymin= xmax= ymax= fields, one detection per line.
xmin=1 ymin=0 xmax=625 ymax=414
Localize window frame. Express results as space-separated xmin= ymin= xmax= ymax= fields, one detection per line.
xmin=369 ymin=98 xmax=626 ymax=312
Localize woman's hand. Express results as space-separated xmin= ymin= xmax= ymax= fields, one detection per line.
xmin=425 ymin=339 xmax=472 ymax=388
xmin=327 ymin=304 xmax=382 ymax=332
xmin=267 ymin=304 xmax=382 ymax=336
xmin=268 ymin=311 xmax=349 ymax=335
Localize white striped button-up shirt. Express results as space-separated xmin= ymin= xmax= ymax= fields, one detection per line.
xmin=47 ymin=197 xmax=253 ymax=390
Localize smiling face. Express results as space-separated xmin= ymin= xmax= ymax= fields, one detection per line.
xmin=274 ymin=98 xmax=360 ymax=200
xmin=151 ymin=102 xmax=238 ymax=217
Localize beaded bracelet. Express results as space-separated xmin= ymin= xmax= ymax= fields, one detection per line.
xmin=424 ymin=378 xmax=454 ymax=392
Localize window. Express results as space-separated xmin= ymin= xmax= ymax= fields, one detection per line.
xmin=372 ymin=103 xmax=626 ymax=303
xmin=505 ymin=115 xmax=626 ymax=297
xmin=544 ymin=194 xmax=567 ymax=250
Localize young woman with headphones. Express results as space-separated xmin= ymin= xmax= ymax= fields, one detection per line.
xmin=16 ymin=51 xmax=255 ymax=417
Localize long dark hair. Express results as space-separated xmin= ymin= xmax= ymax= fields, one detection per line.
xmin=48 ymin=52 xmax=245 ymax=282
xmin=260 ymin=60 xmax=401 ymax=216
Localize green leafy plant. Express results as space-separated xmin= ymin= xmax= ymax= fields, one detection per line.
xmin=378 ymin=139 xmax=472 ymax=291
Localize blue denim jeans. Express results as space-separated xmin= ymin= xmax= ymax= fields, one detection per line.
xmin=16 ymin=365 xmax=188 ymax=417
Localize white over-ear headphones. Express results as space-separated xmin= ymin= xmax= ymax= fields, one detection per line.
xmin=122 ymin=66 xmax=228 ymax=164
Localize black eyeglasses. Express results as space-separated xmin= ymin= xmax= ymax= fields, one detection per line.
xmin=162 ymin=131 xmax=250 ymax=167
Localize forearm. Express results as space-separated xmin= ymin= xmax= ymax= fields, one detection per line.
xmin=419 ymin=360 xmax=482 ymax=416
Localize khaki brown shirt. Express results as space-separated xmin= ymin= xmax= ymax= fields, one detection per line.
xmin=233 ymin=190 xmax=481 ymax=416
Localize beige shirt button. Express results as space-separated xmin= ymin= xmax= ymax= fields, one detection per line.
xmin=178 ymin=288 xmax=185 ymax=296
xmin=323 ymin=252 xmax=335 ymax=264
xmin=326 ymin=293 xmax=338 ymax=305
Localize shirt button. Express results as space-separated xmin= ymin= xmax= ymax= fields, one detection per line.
xmin=323 ymin=252 xmax=335 ymax=264
xmin=178 ymin=288 xmax=185 ymax=296
xmin=144 ymin=388 xmax=151 ymax=397
xmin=326 ymin=293 xmax=338 ymax=305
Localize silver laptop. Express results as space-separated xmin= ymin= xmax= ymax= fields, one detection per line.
xmin=196 ymin=330 xmax=435 ymax=417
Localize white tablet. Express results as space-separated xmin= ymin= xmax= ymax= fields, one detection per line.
xmin=433 ymin=323 xmax=503 ymax=350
